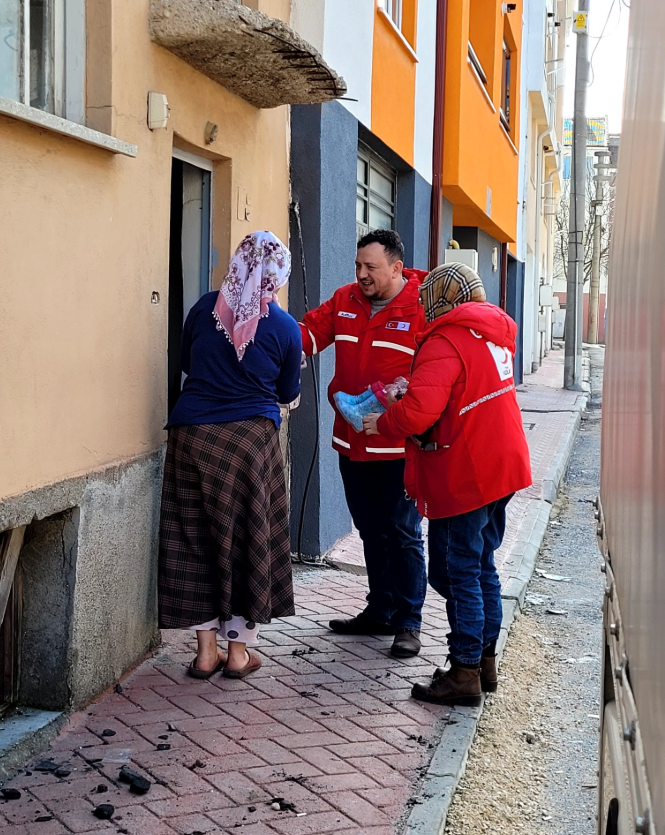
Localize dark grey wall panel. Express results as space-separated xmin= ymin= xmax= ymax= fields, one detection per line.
xmin=394 ymin=169 xmax=431 ymax=271
xmin=439 ymin=196 xmax=454 ymax=260
xmin=358 ymin=123 xmax=431 ymax=271
xmin=289 ymin=102 xmax=356 ymax=557
xmin=507 ymin=255 xmax=525 ymax=385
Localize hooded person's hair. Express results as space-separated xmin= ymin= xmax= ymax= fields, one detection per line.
xmin=213 ymin=231 xmax=291 ymax=360
xmin=419 ymin=262 xmax=486 ymax=322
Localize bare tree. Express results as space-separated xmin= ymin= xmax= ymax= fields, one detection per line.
xmin=553 ymin=157 xmax=615 ymax=285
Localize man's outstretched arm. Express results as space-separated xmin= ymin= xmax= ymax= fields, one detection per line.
xmin=299 ymin=295 xmax=338 ymax=357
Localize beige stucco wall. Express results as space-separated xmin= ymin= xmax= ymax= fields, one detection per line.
xmin=246 ymin=0 xmax=291 ymax=20
xmin=0 ymin=0 xmax=291 ymax=500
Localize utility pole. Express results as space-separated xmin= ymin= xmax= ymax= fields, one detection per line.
xmin=564 ymin=3 xmax=589 ymax=389
xmin=587 ymin=149 xmax=609 ymax=344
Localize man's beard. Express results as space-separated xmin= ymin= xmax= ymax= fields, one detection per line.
xmin=359 ymin=284 xmax=378 ymax=301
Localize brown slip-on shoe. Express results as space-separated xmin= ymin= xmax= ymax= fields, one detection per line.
xmin=188 ymin=652 xmax=226 ymax=680
xmin=412 ymin=662 xmax=482 ymax=706
xmin=433 ymin=655 xmax=498 ymax=693
xmin=223 ymin=650 xmax=262 ymax=679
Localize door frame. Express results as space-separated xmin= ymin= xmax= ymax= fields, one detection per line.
xmin=172 ymin=148 xmax=214 ymax=297
xmin=167 ymin=149 xmax=214 ymax=415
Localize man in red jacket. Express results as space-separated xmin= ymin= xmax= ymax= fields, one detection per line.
xmin=299 ymin=230 xmax=428 ymax=657
xmin=364 ymin=263 xmax=532 ymax=703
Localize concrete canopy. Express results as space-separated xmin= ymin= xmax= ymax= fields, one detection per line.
xmin=150 ymin=0 xmax=347 ymax=109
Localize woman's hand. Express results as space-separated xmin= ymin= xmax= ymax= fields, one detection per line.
xmin=385 ymin=376 xmax=409 ymax=405
xmin=384 ymin=385 xmax=399 ymax=406
xmin=363 ymin=413 xmax=381 ymax=435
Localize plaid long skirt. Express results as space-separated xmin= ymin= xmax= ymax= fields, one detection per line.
xmin=158 ymin=418 xmax=294 ymax=629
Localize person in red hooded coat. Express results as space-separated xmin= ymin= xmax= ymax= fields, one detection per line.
xmin=363 ymin=263 xmax=532 ymax=705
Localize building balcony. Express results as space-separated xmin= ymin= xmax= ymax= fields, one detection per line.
xmin=149 ymin=0 xmax=346 ymax=109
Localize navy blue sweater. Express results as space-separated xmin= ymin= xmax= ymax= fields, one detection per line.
xmin=167 ymin=292 xmax=302 ymax=429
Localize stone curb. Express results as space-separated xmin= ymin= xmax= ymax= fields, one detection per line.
xmin=0 ymin=710 xmax=65 ymax=783
xmin=501 ymin=500 xmax=553 ymax=608
xmin=326 ymin=554 xmax=367 ymax=575
xmin=403 ymin=390 xmax=588 ymax=835
xmin=404 ymin=601 xmax=518 ymax=835
xmin=542 ymin=395 xmax=587 ymax=503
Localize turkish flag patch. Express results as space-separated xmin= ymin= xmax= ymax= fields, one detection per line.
xmin=386 ymin=321 xmax=410 ymax=331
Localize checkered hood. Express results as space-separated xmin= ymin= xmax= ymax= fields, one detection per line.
xmin=420 ymin=262 xmax=486 ymax=321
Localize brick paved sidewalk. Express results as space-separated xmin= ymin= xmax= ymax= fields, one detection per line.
xmin=0 ymin=349 xmax=582 ymax=835
xmin=0 ymin=574 xmax=451 ymax=835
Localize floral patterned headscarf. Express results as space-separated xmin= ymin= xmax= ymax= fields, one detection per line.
xmin=213 ymin=231 xmax=291 ymax=361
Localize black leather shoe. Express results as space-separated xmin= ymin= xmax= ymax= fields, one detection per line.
xmin=391 ymin=629 xmax=422 ymax=657
xmin=328 ymin=613 xmax=394 ymax=635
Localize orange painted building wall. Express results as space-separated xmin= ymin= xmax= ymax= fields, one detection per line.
xmin=442 ymin=0 xmax=522 ymax=244
xmin=370 ymin=1 xmax=418 ymax=167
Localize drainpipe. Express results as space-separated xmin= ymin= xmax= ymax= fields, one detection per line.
xmin=428 ymin=0 xmax=449 ymax=271
xmin=545 ymin=205 xmax=554 ymax=356
xmin=532 ymin=114 xmax=554 ymax=370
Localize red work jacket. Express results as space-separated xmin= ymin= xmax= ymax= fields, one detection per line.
xmin=378 ymin=302 xmax=532 ymax=518
xmin=300 ymin=270 xmax=427 ymax=461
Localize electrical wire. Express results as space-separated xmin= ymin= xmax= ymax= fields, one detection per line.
xmin=587 ymin=0 xmax=622 ymax=88
xmin=290 ymin=200 xmax=323 ymax=567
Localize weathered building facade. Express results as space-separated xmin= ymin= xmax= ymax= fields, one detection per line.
xmin=0 ymin=0 xmax=343 ymax=713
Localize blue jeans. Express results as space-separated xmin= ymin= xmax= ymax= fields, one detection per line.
xmin=338 ymin=455 xmax=427 ymax=630
xmin=428 ymin=495 xmax=513 ymax=665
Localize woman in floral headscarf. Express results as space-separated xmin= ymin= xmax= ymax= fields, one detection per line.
xmin=159 ymin=231 xmax=302 ymax=680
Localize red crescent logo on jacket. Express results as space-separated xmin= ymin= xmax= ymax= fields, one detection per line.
xmin=486 ymin=341 xmax=513 ymax=381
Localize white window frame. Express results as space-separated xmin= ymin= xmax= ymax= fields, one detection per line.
xmin=500 ymin=38 xmax=511 ymax=131
xmin=356 ymin=145 xmax=397 ymax=241
xmin=7 ymin=0 xmax=85 ymax=123
xmin=378 ymin=0 xmax=402 ymax=30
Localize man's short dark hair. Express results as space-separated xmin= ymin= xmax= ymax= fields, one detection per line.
xmin=357 ymin=229 xmax=405 ymax=264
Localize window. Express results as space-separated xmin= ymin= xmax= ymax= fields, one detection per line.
xmin=378 ymin=0 xmax=402 ymax=30
xmin=0 ymin=0 xmax=85 ymax=122
xmin=356 ymin=147 xmax=396 ymax=240
xmin=501 ymin=39 xmax=511 ymax=129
